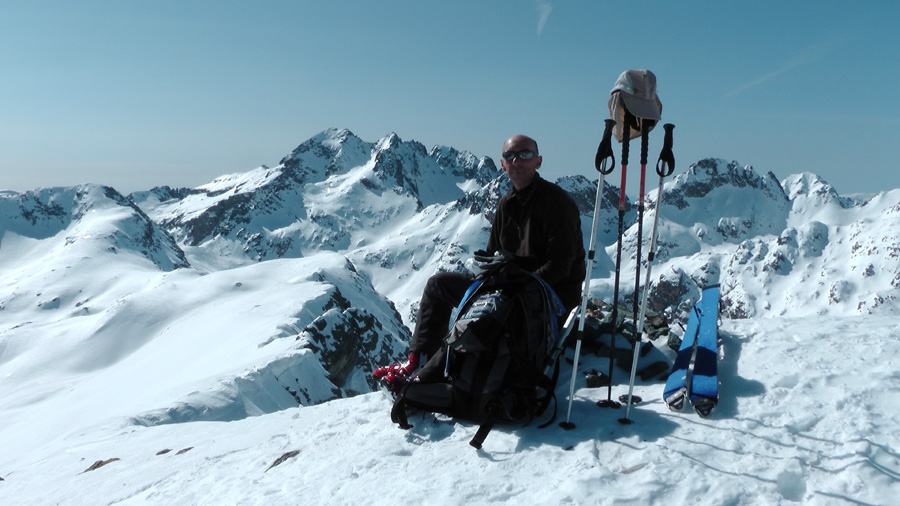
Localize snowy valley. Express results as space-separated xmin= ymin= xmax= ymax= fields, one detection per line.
xmin=1 ymin=128 xmax=899 ymax=505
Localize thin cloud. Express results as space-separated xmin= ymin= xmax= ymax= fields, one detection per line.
xmin=725 ymin=64 xmax=799 ymax=98
xmin=725 ymin=40 xmax=842 ymax=98
xmin=536 ymin=2 xmax=552 ymax=35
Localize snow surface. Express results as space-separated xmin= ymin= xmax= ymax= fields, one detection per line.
xmin=2 ymin=313 xmax=898 ymax=505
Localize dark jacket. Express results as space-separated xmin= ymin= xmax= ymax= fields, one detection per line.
xmin=486 ymin=175 xmax=586 ymax=310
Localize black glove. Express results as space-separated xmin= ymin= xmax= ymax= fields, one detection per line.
xmin=473 ymin=249 xmax=513 ymax=279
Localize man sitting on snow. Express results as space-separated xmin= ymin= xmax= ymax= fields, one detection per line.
xmin=374 ymin=134 xmax=586 ymax=391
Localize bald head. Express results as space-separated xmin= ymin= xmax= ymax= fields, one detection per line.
xmin=502 ymin=135 xmax=539 ymax=155
xmin=500 ymin=134 xmax=542 ymax=190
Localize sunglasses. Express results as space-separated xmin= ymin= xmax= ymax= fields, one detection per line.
xmin=501 ymin=149 xmax=537 ymax=161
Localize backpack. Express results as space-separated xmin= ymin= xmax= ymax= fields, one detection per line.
xmin=390 ymin=261 xmax=573 ymax=449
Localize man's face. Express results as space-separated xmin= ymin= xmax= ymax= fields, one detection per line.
xmin=500 ymin=137 xmax=542 ymax=190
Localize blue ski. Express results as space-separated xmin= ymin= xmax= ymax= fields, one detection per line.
xmin=662 ymin=300 xmax=700 ymax=411
xmin=688 ymin=285 xmax=719 ymax=416
xmin=663 ymin=285 xmax=720 ymax=416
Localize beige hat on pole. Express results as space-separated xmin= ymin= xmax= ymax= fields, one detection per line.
xmin=608 ymin=69 xmax=662 ymax=141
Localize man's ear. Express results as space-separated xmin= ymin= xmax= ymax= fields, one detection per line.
xmin=535 ymin=156 xmax=542 ymax=170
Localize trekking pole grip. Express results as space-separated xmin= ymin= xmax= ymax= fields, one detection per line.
xmin=640 ymin=124 xmax=650 ymax=166
xmin=621 ymin=122 xmax=631 ymax=167
xmin=656 ymin=123 xmax=675 ymax=177
xmin=594 ymin=119 xmax=616 ymax=175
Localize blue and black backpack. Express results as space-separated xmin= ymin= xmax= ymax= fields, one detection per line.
xmin=390 ymin=260 xmax=575 ymax=449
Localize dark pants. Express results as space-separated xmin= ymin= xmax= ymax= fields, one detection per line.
xmin=409 ymin=271 xmax=475 ymax=357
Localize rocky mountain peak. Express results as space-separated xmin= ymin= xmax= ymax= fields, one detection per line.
xmin=664 ymin=158 xmax=787 ymax=209
xmin=781 ymin=172 xmax=859 ymax=211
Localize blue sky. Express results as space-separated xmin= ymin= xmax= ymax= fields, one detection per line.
xmin=3 ymin=1 xmax=898 ymax=196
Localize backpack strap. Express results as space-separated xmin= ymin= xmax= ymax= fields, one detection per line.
xmin=535 ymin=357 xmax=563 ymax=428
xmin=449 ymin=279 xmax=485 ymax=329
xmin=469 ymin=398 xmax=503 ymax=449
xmin=391 ymin=380 xmax=456 ymax=429
xmin=390 ymin=398 xmax=413 ymax=429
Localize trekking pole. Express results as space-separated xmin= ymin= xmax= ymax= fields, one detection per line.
xmin=627 ymin=124 xmax=650 ymax=398
xmin=617 ymin=121 xmax=652 ymax=409
xmin=560 ymin=119 xmax=616 ymax=430
xmin=598 ymin=116 xmax=632 ymax=410
xmin=619 ymin=123 xmax=675 ymax=424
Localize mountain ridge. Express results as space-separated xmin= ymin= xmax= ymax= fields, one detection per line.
xmin=5 ymin=128 xmax=898 ymax=323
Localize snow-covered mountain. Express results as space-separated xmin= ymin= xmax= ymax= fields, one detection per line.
xmin=130 ymin=128 xmax=505 ymax=323
xmin=637 ymin=159 xmax=900 ymax=319
xmin=2 ymin=128 xmax=899 ymax=504
xmin=0 ymin=173 xmax=412 ymax=438
xmin=125 ymin=128 xmax=898 ymax=324
xmin=1 ymin=184 xmax=188 ymax=272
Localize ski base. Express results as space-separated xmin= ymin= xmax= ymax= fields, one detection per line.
xmin=691 ymin=396 xmax=717 ymax=417
xmin=664 ymin=387 xmax=687 ymax=411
